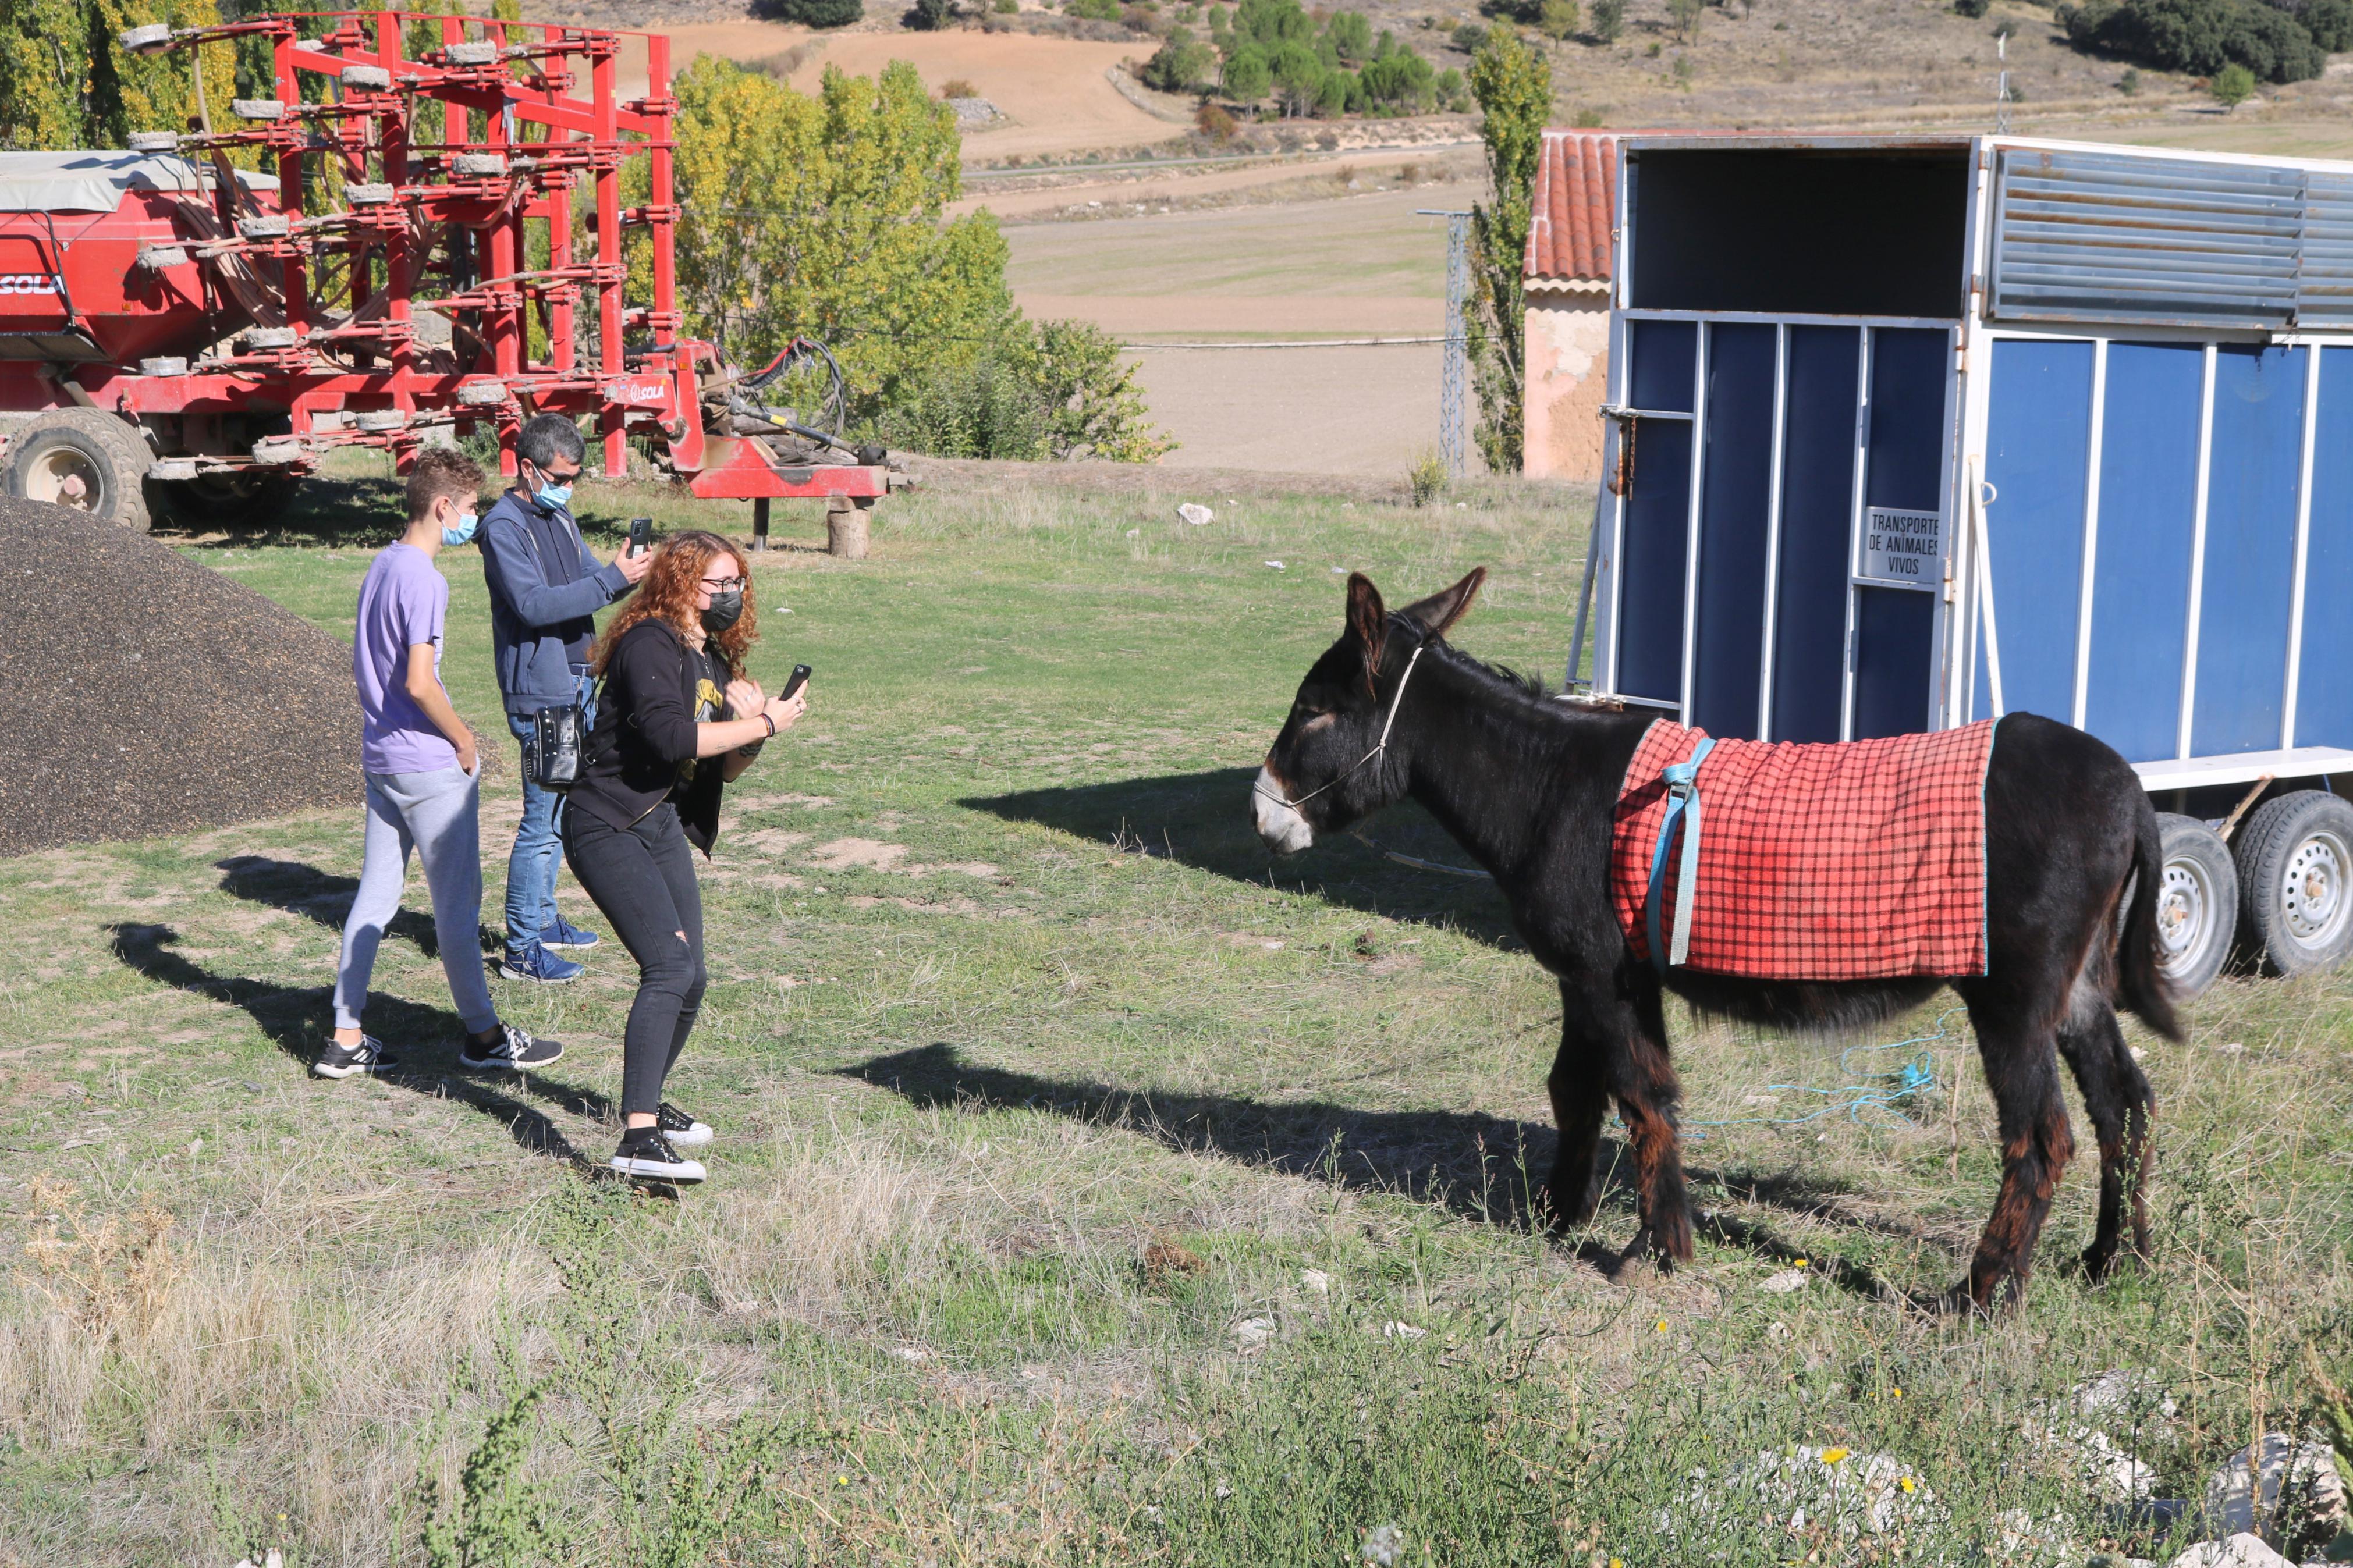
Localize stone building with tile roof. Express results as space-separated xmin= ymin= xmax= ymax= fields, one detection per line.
xmin=1522 ymin=130 xmax=1616 ymax=481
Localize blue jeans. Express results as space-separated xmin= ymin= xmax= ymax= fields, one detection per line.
xmin=504 ymin=670 xmax=597 ymax=952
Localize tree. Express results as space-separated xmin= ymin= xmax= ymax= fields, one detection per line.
xmin=665 ymin=58 xmax=1015 ymax=419
xmin=1667 ymin=0 xmax=1703 ymax=41
xmin=0 ymin=0 xmax=234 ymax=152
xmin=2299 ymin=0 xmax=2353 ymax=49
xmin=908 ymin=0 xmax=959 ymax=29
xmin=1267 ymin=37 xmax=1324 ymax=113
xmin=2062 ymin=0 xmax=2325 ymax=82
xmin=1539 ymin=0 xmax=1580 ymax=40
xmin=2212 ymin=57 xmax=2257 ymax=102
xmin=1004 ymin=318 xmax=1174 ymax=460
xmin=1221 ymin=41 xmax=1270 ymax=102
xmin=1326 ymin=8 xmax=1372 ymax=62
xmin=754 ymin=0 xmax=863 ymax=23
xmin=1589 ymin=0 xmax=1624 ymax=42
xmin=1141 ymin=25 xmax=1216 ymax=90
xmin=1464 ymin=22 xmax=1547 ymax=472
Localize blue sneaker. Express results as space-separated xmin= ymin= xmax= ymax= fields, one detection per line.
xmin=540 ymin=914 xmax=602 ymax=951
xmin=498 ymin=941 xmax=583 ymax=984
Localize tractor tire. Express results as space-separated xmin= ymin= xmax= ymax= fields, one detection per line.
xmin=2233 ymin=790 xmax=2353 ymax=976
xmin=154 ymin=470 xmax=301 ymax=532
xmin=5 ymin=408 xmax=155 ymax=531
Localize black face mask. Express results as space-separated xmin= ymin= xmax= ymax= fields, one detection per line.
xmin=700 ymin=590 xmax=743 ymax=634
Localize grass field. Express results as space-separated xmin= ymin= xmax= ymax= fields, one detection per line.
xmin=2 ymin=466 xmax=2350 ymax=1565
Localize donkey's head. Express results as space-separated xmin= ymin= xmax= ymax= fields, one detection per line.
xmin=1251 ymin=568 xmax=1485 ymax=855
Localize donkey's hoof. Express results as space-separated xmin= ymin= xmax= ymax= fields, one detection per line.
xmin=1620 ymin=1231 xmax=1677 ymax=1275
xmin=2078 ymin=1244 xmax=2117 ymax=1284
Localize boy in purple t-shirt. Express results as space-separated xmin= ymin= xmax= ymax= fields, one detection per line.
xmin=321 ymin=450 xmax=563 ymax=1079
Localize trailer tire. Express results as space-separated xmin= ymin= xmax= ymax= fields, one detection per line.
xmin=2232 ymin=790 xmax=2353 ymax=976
xmin=5 ymin=408 xmax=154 ymax=532
xmin=2155 ymin=813 xmax=2237 ymax=1000
xmin=155 ymin=471 xmax=300 ymax=531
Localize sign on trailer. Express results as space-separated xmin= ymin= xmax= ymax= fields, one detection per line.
xmin=1862 ymin=506 xmax=1942 ymax=588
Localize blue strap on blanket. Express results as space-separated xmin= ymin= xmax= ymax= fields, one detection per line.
xmin=1644 ymin=736 xmax=1716 ymax=975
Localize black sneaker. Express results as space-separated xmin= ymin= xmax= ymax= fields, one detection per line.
xmin=459 ymin=1023 xmax=565 ymax=1072
xmin=656 ymin=1101 xmax=713 ymax=1148
xmin=314 ymin=1034 xmax=402 ymax=1079
xmin=610 ymin=1128 xmax=706 ymax=1183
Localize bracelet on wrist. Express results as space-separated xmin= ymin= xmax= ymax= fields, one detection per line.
xmin=761 ymin=712 xmax=777 ymax=737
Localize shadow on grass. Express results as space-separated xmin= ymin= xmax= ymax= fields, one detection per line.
xmin=961 ymin=768 xmax=1522 ymax=949
xmin=845 ymin=1042 xmax=1937 ymax=1302
xmin=216 ymin=855 xmax=471 ymax=959
xmin=108 ymin=922 xmax=612 ymax=1174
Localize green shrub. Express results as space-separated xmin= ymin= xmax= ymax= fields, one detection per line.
xmin=1069 ymin=0 xmax=1123 ymax=19
xmin=1141 ymin=26 xmax=1218 ymax=89
xmin=1408 ymin=451 xmax=1445 ymax=506
xmin=1451 ymin=20 xmax=1489 ymax=51
xmin=2212 ymin=58 xmax=2258 ymax=102
xmin=2302 ymin=0 xmax=2353 ymax=49
xmin=754 ymin=0 xmax=863 ymax=24
xmin=882 ymin=357 xmax=1050 ymax=461
xmin=1589 ymin=0 xmax=1623 ymax=42
xmin=1954 ymin=0 xmax=1989 ymax=15
xmin=1539 ymin=0 xmax=1580 ymax=38
xmin=910 ymin=0 xmax=959 ymax=27
xmin=2063 ymin=0 xmax=2326 ymax=83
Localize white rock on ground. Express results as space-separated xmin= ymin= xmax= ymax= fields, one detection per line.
xmin=2167 ymin=1531 xmax=2294 ymax=1568
xmin=1232 ymin=1317 xmax=1277 ymax=1347
xmin=2202 ymin=1432 xmax=2346 ymax=1540
xmin=1176 ymin=502 xmax=1213 ymax=525
xmin=2064 ymin=1368 xmax=2180 ymax=1425
xmin=1300 ymin=1267 xmax=1330 ymax=1295
xmin=1758 ymin=1268 xmax=1808 ymax=1293
xmin=2028 ymin=1418 xmax=2157 ymax=1503
xmin=1360 ymin=1523 xmax=1406 ymax=1565
xmin=1660 ymin=1446 xmax=1942 ymax=1541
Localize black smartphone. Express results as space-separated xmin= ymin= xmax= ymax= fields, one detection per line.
xmin=628 ymin=517 xmax=651 ymax=556
xmin=779 ymin=664 xmax=811 ymax=702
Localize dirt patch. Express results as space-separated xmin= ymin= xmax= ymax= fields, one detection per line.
xmin=0 ymin=500 xmax=361 ymax=855
xmin=809 ymin=837 xmax=908 ymax=872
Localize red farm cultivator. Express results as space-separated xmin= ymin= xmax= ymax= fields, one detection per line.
xmin=0 ymin=9 xmax=893 ymax=544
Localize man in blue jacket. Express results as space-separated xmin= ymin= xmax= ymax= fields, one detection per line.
xmin=480 ymin=413 xmax=650 ymax=983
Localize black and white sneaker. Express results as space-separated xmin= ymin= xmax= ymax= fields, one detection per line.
xmin=314 ymin=1034 xmax=402 ymax=1079
xmin=458 ymin=1022 xmax=565 ymax=1072
xmin=656 ymin=1101 xmax=713 ymax=1148
xmin=610 ymin=1128 xmax=705 ymax=1183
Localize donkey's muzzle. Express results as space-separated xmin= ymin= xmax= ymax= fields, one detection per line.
xmin=1252 ymin=765 xmax=1315 ymax=856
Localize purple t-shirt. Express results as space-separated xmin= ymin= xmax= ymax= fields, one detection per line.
xmin=354 ymin=542 xmax=460 ymax=775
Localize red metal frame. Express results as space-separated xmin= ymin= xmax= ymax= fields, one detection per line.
xmin=0 ymin=9 xmax=871 ymax=503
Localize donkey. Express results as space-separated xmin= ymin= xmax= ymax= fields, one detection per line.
xmin=1251 ymin=569 xmax=2181 ymax=1311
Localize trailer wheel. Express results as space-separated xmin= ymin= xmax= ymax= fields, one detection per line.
xmin=5 ymin=408 xmax=154 ymax=531
xmin=2155 ymin=813 xmax=2237 ymax=999
xmin=2233 ymin=790 xmax=2353 ymax=976
xmin=155 ymin=471 xmax=300 ymax=531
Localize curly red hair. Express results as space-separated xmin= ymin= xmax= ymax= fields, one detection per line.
xmin=590 ymin=529 xmax=758 ymax=675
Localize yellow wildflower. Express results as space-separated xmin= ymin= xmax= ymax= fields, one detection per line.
xmin=1898 ymin=1475 xmax=1917 ymax=1494
xmin=1655 ymin=1319 xmax=1669 ymax=1332
xmin=1820 ymin=1447 xmax=1849 ymax=1464
xmin=1794 ymin=1257 xmax=1809 ymax=1268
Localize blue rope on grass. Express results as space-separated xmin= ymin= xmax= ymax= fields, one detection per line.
xmin=1676 ymin=1007 xmax=1965 ymax=1141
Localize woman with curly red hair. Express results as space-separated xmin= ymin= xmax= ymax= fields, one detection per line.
xmin=562 ymin=528 xmax=806 ymax=1182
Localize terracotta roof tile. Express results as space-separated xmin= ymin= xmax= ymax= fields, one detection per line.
xmin=1524 ymin=130 xmax=1617 ymax=283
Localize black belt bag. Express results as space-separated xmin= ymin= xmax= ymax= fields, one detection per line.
xmin=524 ymin=701 xmax=587 ymax=790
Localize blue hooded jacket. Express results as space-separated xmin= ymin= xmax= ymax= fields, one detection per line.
xmin=478 ymin=486 xmax=630 ymax=715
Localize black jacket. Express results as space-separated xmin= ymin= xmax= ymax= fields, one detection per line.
xmin=569 ymin=619 xmax=733 ymax=852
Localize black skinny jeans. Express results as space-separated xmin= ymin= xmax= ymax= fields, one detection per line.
xmin=561 ymin=802 xmax=707 ymax=1117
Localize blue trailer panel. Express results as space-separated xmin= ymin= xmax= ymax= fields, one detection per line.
xmin=2084 ymin=342 xmax=2202 ymax=763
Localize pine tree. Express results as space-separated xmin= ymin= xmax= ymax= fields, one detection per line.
xmin=1464 ymin=23 xmax=1548 ymax=472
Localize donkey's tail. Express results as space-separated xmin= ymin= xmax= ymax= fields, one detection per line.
xmin=2118 ymin=794 xmax=2185 ymax=1042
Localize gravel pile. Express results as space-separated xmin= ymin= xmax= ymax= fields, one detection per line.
xmin=0 ymin=500 xmax=360 ymax=855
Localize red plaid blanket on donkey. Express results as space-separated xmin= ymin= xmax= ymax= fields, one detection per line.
xmin=1608 ymin=719 xmax=1999 ymax=979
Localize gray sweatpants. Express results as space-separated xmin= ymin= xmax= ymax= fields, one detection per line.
xmin=334 ymin=764 xmax=499 ymax=1035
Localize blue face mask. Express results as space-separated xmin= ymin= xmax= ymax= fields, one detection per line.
xmin=441 ymin=510 xmax=479 ymax=548
xmin=534 ymin=482 xmax=572 ymax=513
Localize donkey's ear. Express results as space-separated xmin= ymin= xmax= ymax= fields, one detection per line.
xmin=1346 ymin=572 xmax=1386 ymax=692
xmin=1397 ymin=567 xmax=1487 ymax=639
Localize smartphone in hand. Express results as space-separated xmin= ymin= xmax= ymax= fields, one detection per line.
xmin=628 ymin=517 xmax=652 ymax=557
xmin=780 ymin=664 xmax=811 ymax=703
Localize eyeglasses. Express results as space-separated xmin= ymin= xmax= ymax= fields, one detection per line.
xmin=528 ymin=461 xmax=583 ymax=483
xmin=700 ymin=575 xmax=746 ymax=592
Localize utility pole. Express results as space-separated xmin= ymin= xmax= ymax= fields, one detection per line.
xmin=1420 ymin=208 xmax=1471 ymax=479
xmin=1996 ymin=31 xmax=2010 ymax=135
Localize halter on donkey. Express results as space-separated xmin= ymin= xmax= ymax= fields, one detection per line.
xmin=1253 ymin=567 xmax=2178 ymax=1313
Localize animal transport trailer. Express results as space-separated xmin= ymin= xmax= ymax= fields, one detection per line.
xmin=1580 ymin=133 xmax=2353 ymax=997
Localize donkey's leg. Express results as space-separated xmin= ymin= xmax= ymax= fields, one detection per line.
xmin=1951 ymin=989 xmax=2076 ymax=1311
xmin=1543 ymin=977 xmax=1612 ymax=1229
xmin=2056 ymin=1002 xmax=2156 ymax=1280
xmin=1610 ymin=979 xmax=1691 ymax=1267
